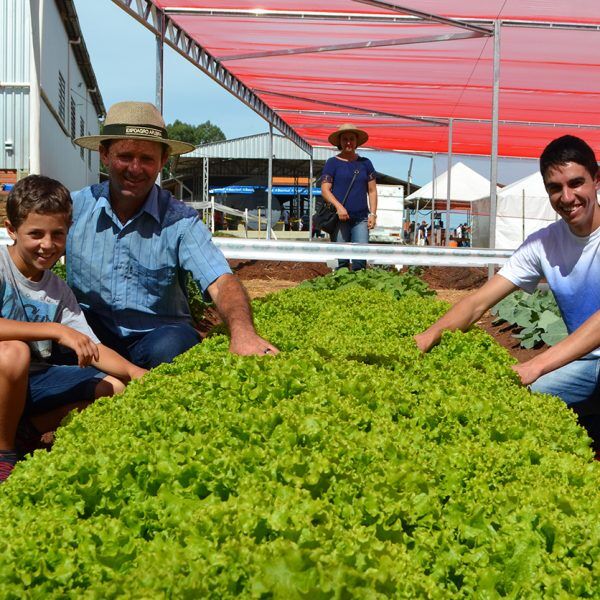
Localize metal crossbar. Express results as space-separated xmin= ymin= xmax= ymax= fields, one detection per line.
xmin=213 ymin=238 xmax=512 ymax=267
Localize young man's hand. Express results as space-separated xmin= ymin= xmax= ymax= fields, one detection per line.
xmin=54 ymin=325 xmax=99 ymax=367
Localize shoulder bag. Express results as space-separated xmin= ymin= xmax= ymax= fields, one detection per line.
xmin=313 ymin=168 xmax=359 ymax=235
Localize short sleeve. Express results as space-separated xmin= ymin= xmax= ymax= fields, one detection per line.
xmin=57 ymin=281 xmax=101 ymax=343
xmin=321 ymin=158 xmax=336 ymax=184
xmin=178 ymin=215 xmax=232 ymax=296
xmin=364 ymin=158 xmax=376 ymax=181
xmin=497 ymin=236 xmax=543 ymax=294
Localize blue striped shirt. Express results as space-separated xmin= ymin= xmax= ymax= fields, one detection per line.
xmin=67 ymin=181 xmax=231 ymax=339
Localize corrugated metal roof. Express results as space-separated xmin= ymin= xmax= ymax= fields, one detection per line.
xmin=187 ymin=132 xmax=336 ymax=160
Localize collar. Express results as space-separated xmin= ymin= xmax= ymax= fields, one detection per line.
xmin=91 ymin=181 xmax=161 ymax=224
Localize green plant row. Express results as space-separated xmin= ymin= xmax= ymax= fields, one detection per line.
xmin=491 ymin=289 xmax=568 ymax=349
xmin=0 ymin=279 xmax=598 ymax=598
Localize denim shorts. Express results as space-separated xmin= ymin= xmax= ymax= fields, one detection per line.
xmin=27 ymin=365 xmax=105 ymax=414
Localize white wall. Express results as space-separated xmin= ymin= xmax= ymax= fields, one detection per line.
xmin=37 ymin=1 xmax=99 ymax=190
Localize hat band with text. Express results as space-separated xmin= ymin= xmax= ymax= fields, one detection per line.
xmin=102 ymin=124 xmax=167 ymax=139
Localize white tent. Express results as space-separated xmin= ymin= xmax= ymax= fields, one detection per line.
xmin=471 ymin=171 xmax=557 ymax=249
xmin=405 ymin=161 xmax=499 ymax=210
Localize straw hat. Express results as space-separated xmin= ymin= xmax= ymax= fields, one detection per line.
xmin=328 ymin=123 xmax=369 ymax=148
xmin=74 ymin=101 xmax=195 ymax=155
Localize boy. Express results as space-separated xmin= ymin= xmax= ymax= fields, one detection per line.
xmin=0 ymin=175 xmax=146 ymax=482
xmin=415 ymin=135 xmax=600 ymax=408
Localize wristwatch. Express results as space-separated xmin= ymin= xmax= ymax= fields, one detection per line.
xmin=369 ymin=212 xmax=377 ymax=217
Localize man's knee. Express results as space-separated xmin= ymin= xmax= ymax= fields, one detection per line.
xmin=131 ymin=324 xmax=201 ymax=369
xmin=0 ymin=341 xmax=30 ymax=380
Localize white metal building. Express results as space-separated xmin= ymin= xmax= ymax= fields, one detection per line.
xmin=1 ymin=0 xmax=104 ymax=190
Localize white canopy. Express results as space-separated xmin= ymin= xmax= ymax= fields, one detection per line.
xmin=406 ymin=162 xmax=499 ymax=207
xmin=471 ymin=171 xmax=557 ymax=249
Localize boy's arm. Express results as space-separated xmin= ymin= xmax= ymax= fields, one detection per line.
xmin=92 ymin=344 xmax=147 ymax=381
xmin=0 ymin=317 xmax=99 ymax=366
xmin=414 ymin=274 xmax=518 ymax=352
xmin=513 ymin=311 xmax=600 ymax=385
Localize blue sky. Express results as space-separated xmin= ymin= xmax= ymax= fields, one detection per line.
xmin=73 ymin=0 xmax=537 ymax=188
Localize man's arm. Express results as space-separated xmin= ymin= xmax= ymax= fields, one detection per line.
xmin=513 ymin=311 xmax=600 ymax=385
xmin=414 ymin=274 xmax=518 ymax=352
xmin=207 ymin=273 xmax=279 ymax=356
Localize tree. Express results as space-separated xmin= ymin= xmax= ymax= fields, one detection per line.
xmin=166 ymin=119 xmax=226 ymax=146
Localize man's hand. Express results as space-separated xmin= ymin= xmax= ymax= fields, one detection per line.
xmin=229 ymin=330 xmax=279 ymax=356
xmin=511 ymin=360 xmax=544 ymax=386
xmin=414 ymin=331 xmax=436 ymax=353
xmin=55 ymin=325 xmax=100 ymax=367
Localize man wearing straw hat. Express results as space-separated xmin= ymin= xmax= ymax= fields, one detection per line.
xmin=70 ymin=101 xmax=278 ymax=368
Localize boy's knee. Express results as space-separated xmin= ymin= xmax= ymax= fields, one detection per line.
xmin=0 ymin=341 xmax=30 ymax=379
xmin=94 ymin=376 xmax=125 ymax=399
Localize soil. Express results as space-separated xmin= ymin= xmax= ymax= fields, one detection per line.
xmin=200 ymin=261 xmax=544 ymax=363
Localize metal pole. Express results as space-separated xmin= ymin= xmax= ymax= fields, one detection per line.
xmin=309 ymin=157 xmax=314 ymax=241
xmin=266 ymin=123 xmax=274 ymax=240
xmin=28 ymin=0 xmax=42 ymax=175
xmin=522 ymin=188 xmax=526 ymax=243
xmin=488 ymin=19 xmax=501 ymax=268
xmin=445 ymin=118 xmax=453 ymax=246
xmin=155 ymin=9 xmax=164 ymax=185
xmin=431 ymin=154 xmax=436 ymax=246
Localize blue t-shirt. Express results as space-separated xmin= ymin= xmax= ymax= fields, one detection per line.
xmin=322 ymin=156 xmax=376 ymax=220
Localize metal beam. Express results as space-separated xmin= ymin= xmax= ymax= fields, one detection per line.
xmin=353 ymin=0 xmax=493 ymax=35
xmin=110 ymin=0 xmax=313 ymax=156
xmin=212 ymin=238 xmax=512 ymax=267
xmin=163 ymin=7 xmax=600 ymax=31
xmin=221 ymin=31 xmax=485 ymax=61
xmin=254 ymin=88 xmax=447 ymax=127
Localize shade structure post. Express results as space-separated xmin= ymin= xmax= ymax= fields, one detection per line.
xmin=266 ymin=124 xmax=274 ymax=240
xmin=431 ymin=154 xmax=436 ymax=246
xmin=445 ymin=118 xmax=453 ymax=246
xmin=155 ymin=9 xmax=164 ymax=185
xmin=308 ymin=156 xmax=314 ymax=241
xmin=488 ymin=19 xmax=501 ymax=269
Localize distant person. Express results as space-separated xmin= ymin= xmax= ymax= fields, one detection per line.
xmin=0 ymin=175 xmax=146 ymax=481
xmin=415 ymin=135 xmax=600 ymax=410
xmin=70 ymin=101 xmax=278 ymax=369
xmin=321 ymin=124 xmax=378 ymax=271
xmin=403 ymin=218 xmax=411 ymax=243
xmin=282 ymin=207 xmax=290 ymax=230
xmin=417 ymin=220 xmax=429 ymax=246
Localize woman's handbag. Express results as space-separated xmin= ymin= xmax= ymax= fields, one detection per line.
xmin=313 ymin=169 xmax=359 ymax=235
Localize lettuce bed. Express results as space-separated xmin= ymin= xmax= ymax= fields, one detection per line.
xmin=1 ymin=284 xmax=599 ymax=598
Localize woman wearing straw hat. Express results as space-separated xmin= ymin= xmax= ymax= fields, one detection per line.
xmin=321 ymin=124 xmax=378 ymax=271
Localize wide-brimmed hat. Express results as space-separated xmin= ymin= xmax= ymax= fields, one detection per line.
xmin=328 ymin=123 xmax=369 ymax=148
xmin=74 ymin=101 xmax=195 ymax=155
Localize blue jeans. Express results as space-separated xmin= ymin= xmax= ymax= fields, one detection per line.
xmin=333 ymin=217 xmax=369 ymax=271
xmin=83 ymin=310 xmax=201 ymax=369
xmin=530 ymin=357 xmax=600 ymax=406
xmin=27 ymin=365 xmax=105 ymax=414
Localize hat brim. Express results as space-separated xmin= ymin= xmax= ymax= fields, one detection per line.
xmin=328 ymin=129 xmax=369 ymax=148
xmin=74 ymin=134 xmax=195 ymax=156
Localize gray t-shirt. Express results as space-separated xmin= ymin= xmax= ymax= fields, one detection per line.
xmin=0 ymin=246 xmax=99 ymax=368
